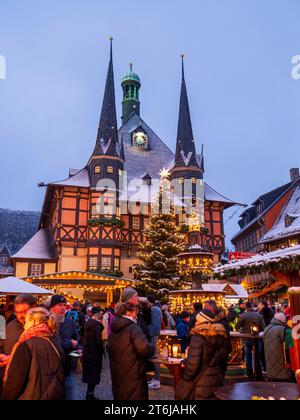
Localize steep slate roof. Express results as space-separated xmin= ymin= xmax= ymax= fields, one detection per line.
xmin=119 ymin=113 xmax=174 ymax=181
xmin=232 ymin=181 xmax=295 ymax=241
xmin=252 ymin=182 xmax=292 ymax=207
xmin=173 ymin=57 xmax=199 ymax=169
xmin=0 ymin=209 xmax=40 ymax=255
xmin=0 ymin=244 xmax=11 ymax=256
xmin=46 ymin=112 xmax=238 ymax=209
xmin=261 ymin=186 xmax=300 ymax=243
xmin=13 ymin=228 xmax=57 ymax=260
xmin=92 ymin=39 xmax=124 ymax=160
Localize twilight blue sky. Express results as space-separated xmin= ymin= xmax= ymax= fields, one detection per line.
xmin=0 ymin=0 xmax=300 ymax=248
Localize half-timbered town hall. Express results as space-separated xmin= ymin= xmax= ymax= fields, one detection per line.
xmin=11 ymin=40 xmax=238 ymax=304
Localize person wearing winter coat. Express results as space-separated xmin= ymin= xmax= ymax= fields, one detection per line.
xmin=0 ymin=294 xmax=37 ymax=396
xmin=49 ymin=295 xmax=80 ymax=400
xmin=263 ymin=312 xmax=292 ymax=382
xmin=147 ymin=295 xmax=162 ymax=389
xmin=162 ymin=305 xmax=176 ymax=330
xmin=236 ymin=301 xmax=266 ymax=380
xmin=258 ymin=302 xmax=274 ymax=327
xmin=109 ymin=302 xmax=155 ymax=400
xmin=176 ymin=310 xmax=230 ymax=400
xmin=2 ymin=307 xmax=65 ymax=400
xmin=176 ymin=311 xmax=190 ymax=352
xmin=82 ymin=307 xmax=104 ymax=400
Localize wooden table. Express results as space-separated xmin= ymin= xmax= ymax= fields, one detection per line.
xmin=215 ymin=382 xmax=300 ymax=401
xmin=231 ymin=332 xmax=264 ymax=381
xmin=150 ymin=357 xmax=184 ymax=387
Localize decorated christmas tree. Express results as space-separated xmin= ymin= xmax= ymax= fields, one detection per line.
xmin=134 ymin=173 xmax=189 ymax=301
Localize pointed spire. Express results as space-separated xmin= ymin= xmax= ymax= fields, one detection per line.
xmin=200 ymin=144 xmax=205 ymax=172
xmin=174 ymin=55 xmax=199 ymax=169
xmin=92 ymin=37 xmax=121 ymax=159
xmin=181 ymin=54 xmax=185 ymax=81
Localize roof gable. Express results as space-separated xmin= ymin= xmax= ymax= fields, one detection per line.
xmin=261 ymin=186 xmax=300 ymax=243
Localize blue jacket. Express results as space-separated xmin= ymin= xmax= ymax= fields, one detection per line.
xmin=176 ymin=319 xmax=189 ymax=352
xmin=148 ymin=306 xmax=162 ymax=338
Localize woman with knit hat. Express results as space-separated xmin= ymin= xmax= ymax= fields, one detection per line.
xmin=2 ymin=307 xmax=65 ymax=400
xmin=176 ymin=310 xmax=230 ymax=400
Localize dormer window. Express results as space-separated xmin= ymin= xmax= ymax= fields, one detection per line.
xmin=285 ymin=215 xmax=297 ymax=227
xmin=94 ymin=166 xmax=101 ymax=174
xmin=256 ymin=202 xmax=264 ymax=216
xmin=142 ymin=173 xmax=152 ymax=186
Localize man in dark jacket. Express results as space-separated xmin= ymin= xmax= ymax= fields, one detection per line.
xmin=109 ymin=302 xmax=154 ymax=400
xmin=236 ymin=301 xmax=266 ymax=380
xmin=66 ymin=301 xmax=86 ymax=340
xmin=50 ymin=295 xmax=80 ymax=400
xmin=82 ymin=306 xmax=104 ymax=400
xmin=147 ymin=295 xmax=162 ymax=389
xmin=258 ymin=301 xmax=274 ymax=327
xmin=176 ymin=311 xmax=190 ymax=352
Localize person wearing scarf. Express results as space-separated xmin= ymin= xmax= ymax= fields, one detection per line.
xmin=2 ymin=307 xmax=65 ymax=400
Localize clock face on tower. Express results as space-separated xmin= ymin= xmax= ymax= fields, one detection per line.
xmin=133 ymin=132 xmax=148 ymax=148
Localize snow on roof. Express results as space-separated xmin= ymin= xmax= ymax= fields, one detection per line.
xmin=214 ymin=244 xmax=300 ymax=276
xmin=204 ymin=184 xmax=242 ymax=208
xmin=0 ymin=277 xmax=53 ymax=295
xmin=49 ymin=168 xmax=90 ymax=188
xmin=261 ymin=186 xmax=300 ymax=243
xmin=13 ymin=229 xmax=57 ymax=260
xmin=45 ymin=114 xmax=239 ymax=208
xmin=119 ymin=114 xmax=175 ymax=181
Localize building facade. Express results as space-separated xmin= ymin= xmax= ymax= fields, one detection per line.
xmin=232 ymin=168 xmax=300 ymax=253
xmin=11 ymin=41 xmax=238 ymax=301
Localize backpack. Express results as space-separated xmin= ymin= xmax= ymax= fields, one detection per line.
xmin=66 ymin=309 xmax=80 ymax=333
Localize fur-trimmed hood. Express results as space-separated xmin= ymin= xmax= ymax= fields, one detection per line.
xmin=214 ymin=310 xmax=226 ymax=324
xmin=192 ymin=321 xmax=228 ymax=338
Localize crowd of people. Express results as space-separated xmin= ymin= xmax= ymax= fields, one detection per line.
xmin=0 ymin=291 xmax=296 ymax=400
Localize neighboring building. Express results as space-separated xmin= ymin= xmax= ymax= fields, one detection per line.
xmin=260 ymin=185 xmax=300 ymax=250
xmin=216 ymin=169 xmax=300 ymax=301
xmin=232 ymin=168 xmax=300 ymax=253
xmin=0 ymin=209 xmax=40 ymax=277
xmin=10 ymin=41 xmax=238 ymax=302
xmin=0 ymin=245 xmax=13 ymax=278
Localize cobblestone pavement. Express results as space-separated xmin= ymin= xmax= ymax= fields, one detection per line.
xmin=74 ymin=354 xmax=175 ymax=401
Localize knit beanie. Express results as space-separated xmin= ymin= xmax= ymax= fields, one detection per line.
xmin=274 ymin=312 xmax=287 ymax=324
